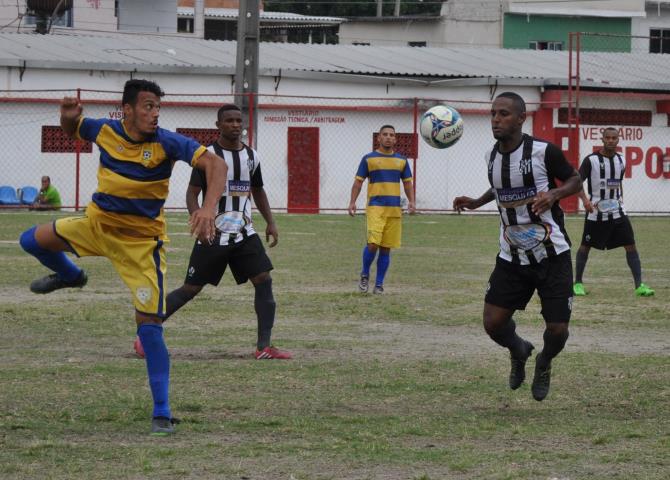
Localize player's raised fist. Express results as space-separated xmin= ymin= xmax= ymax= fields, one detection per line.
xmin=60 ymin=96 xmax=83 ymax=120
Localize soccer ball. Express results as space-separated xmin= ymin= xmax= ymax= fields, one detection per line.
xmin=419 ymin=105 xmax=464 ymax=149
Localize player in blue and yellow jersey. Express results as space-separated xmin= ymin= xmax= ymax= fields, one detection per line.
xmin=348 ymin=124 xmax=415 ymax=294
xmin=18 ymin=79 xmax=227 ymax=435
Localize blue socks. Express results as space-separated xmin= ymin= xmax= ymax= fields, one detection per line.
xmin=20 ymin=226 xmax=82 ymax=282
xmin=375 ymin=251 xmax=391 ymax=287
xmin=361 ymin=245 xmax=376 ymax=277
xmin=137 ymin=324 xmax=171 ymax=419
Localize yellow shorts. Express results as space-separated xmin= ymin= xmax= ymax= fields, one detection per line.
xmin=54 ymin=216 xmax=168 ymax=317
xmin=366 ymin=210 xmax=402 ymax=249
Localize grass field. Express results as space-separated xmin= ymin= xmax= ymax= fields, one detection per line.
xmin=0 ymin=211 xmax=668 ymax=480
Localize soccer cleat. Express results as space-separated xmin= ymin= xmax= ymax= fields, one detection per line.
xmin=358 ymin=275 xmax=369 ymax=293
xmin=573 ymin=282 xmax=586 ymax=296
xmin=531 ymin=354 xmax=552 ymax=401
xmin=635 ymin=283 xmax=655 ymax=297
xmin=134 ymin=336 xmax=145 ymax=359
xmin=150 ymin=416 xmax=180 ymax=436
xmin=255 ymin=345 xmax=293 ymax=360
xmin=30 ymin=270 xmax=88 ymax=294
xmin=372 ymin=285 xmax=384 ymax=295
xmin=509 ymin=340 xmax=534 ymax=390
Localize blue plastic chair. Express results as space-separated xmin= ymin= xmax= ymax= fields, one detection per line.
xmin=0 ymin=185 xmax=20 ymax=205
xmin=20 ymin=186 xmax=39 ymax=205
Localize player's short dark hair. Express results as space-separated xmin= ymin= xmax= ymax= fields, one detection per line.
xmin=217 ymin=103 xmax=241 ymax=121
xmin=603 ymin=127 xmax=619 ymax=135
xmin=495 ymin=92 xmax=526 ymax=114
xmin=379 ymin=124 xmax=395 ymax=133
xmin=121 ymin=79 xmax=164 ymax=106
xmin=41 ymin=175 xmax=50 ymax=182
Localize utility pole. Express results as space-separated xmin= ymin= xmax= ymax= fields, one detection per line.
xmin=235 ymin=0 xmax=260 ymax=148
xmin=377 ymin=0 xmax=382 ymax=17
xmin=394 ymin=0 xmax=400 ymax=17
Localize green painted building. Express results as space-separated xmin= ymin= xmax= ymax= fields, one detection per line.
xmin=503 ymin=14 xmax=632 ymax=52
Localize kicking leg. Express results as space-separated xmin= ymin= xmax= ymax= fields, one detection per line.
xmin=20 ymin=224 xmax=87 ymax=293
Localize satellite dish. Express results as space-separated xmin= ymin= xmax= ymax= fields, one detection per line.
xmin=26 ymin=0 xmax=73 ymax=34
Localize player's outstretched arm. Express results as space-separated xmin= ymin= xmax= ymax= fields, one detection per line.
xmin=251 ymin=186 xmax=278 ymax=248
xmin=453 ymin=188 xmax=495 ymax=212
xmin=60 ymin=97 xmax=83 ymax=138
xmin=190 ymin=151 xmax=227 ymax=243
xmin=348 ymin=179 xmax=364 ymax=216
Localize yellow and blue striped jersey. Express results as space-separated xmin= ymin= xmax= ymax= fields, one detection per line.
xmin=355 ymin=151 xmax=412 ymax=218
xmin=76 ymin=118 xmax=207 ymax=237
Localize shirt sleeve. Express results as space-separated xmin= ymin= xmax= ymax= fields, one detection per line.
xmin=160 ymin=129 xmax=207 ymax=166
xmin=189 ymin=167 xmax=206 ymax=188
xmin=355 ymin=156 xmax=369 ymax=180
xmin=578 ymin=157 xmax=591 ymax=181
xmin=401 ymin=157 xmax=413 ymax=182
xmin=545 ymin=143 xmax=577 ymax=182
xmin=76 ymin=117 xmax=107 ymax=142
xmin=251 ymin=162 xmax=264 ymax=188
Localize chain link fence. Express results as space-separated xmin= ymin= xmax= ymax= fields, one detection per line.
xmin=568 ymin=32 xmax=670 ymax=214
xmin=1 ymin=82 xmax=668 ymax=214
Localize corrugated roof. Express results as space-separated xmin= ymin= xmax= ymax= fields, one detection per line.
xmin=0 ymin=31 xmax=668 ymax=91
xmin=177 ymin=7 xmax=344 ymax=24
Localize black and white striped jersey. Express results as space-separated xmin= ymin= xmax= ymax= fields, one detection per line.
xmin=579 ymin=151 xmax=627 ymax=221
xmin=486 ymin=134 xmax=576 ymax=265
xmin=189 ymin=142 xmax=264 ymax=245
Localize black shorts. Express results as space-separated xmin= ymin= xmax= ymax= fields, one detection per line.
xmin=485 ymin=252 xmax=573 ymax=323
xmin=581 ymin=217 xmax=635 ymax=250
xmin=184 ymin=234 xmax=273 ymax=286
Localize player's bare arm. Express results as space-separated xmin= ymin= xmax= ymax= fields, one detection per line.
xmin=348 ymin=178 xmax=364 ymax=216
xmin=60 ymin=96 xmax=83 ymax=138
xmin=531 ymin=171 xmax=581 ymax=215
xmin=251 ymin=186 xmax=278 ymax=248
xmin=453 ymin=188 xmax=495 ymax=212
xmin=578 ymin=189 xmax=594 ymax=213
xmin=185 ymin=184 xmax=202 ymax=216
xmin=403 ymin=181 xmax=416 ymax=214
xmin=191 ymin=150 xmax=227 ymax=242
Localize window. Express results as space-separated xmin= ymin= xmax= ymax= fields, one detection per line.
xmin=178 ymin=18 xmax=193 ymax=33
xmin=650 ymin=29 xmax=670 ymax=54
xmin=529 ymin=41 xmax=563 ymax=51
xmin=408 ymin=41 xmax=427 ymax=47
xmin=24 ymin=10 xmax=73 ymax=29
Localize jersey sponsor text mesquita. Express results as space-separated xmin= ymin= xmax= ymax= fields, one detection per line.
xmin=486 ymin=134 xmax=575 ymax=265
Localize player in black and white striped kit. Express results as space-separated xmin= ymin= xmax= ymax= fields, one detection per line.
xmin=453 ymin=92 xmax=582 ymax=401
xmin=573 ymin=127 xmax=655 ymax=297
xmin=135 ymin=104 xmax=291 ymax=360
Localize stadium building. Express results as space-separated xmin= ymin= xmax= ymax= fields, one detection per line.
xmin=0 ymin=31 xmax=668 ymax=214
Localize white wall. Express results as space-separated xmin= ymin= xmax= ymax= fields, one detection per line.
xmin=631 ymin=3 xmax=670 ymax=52
xmin=0 ymin=65 xmax=668 ymax=214
xmin=117 ymin=0 xmax=177 ymax=33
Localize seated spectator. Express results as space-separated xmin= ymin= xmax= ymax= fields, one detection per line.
xmin=32 ymin=176 xmax=62 ymax=211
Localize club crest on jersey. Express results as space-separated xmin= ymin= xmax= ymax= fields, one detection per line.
xmin=136 ymin=287 xmax=152 ymax=305
xmin=496 ymin=186 xmax=537 ymax=208
xmin=142 ymin=150 xmax=152 ymax=165
xmin=519 ymin=157 xmax=532 ymax=175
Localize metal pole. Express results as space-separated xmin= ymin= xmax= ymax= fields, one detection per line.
xmin=235 ymin=0 xmax=260 ymax=148
xmin=394 ymin=0 xmax=400 ymax=17
xmin=75 ymin=88 xmax=81 ymax=212
xmin=377 ymin=0 xmax=383 ymax=17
